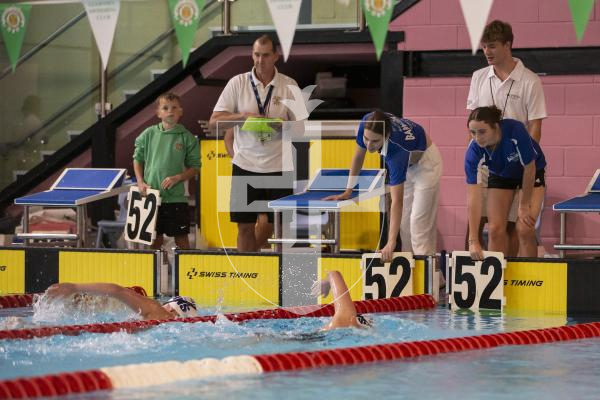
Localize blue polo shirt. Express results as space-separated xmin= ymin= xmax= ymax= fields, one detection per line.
xmin=357 ymin=112 xmax=428 ymax=186
xmin=465 ymin=119 xmax=546 ymax=184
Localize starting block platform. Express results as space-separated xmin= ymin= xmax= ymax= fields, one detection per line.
xmin=553 ymin=169 xmax=600 ymax=256
xmin=14 ymin=168 xmax=129 ymax=247
xmin=268 ymin=169 xmax=385 ymax=253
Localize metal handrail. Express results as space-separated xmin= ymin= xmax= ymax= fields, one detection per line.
xmin=6 ymin=0 xmax=221 ymax=150
xmin=0 ymin=11 xmax=87 ymax=81
xmin=8 ymin=27 xmax=175 ymax=151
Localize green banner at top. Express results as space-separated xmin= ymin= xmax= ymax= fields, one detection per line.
xmin=0 ymin=4 xmax=31 ymax=73
xmin=361 ymin=0 xmax=396 ymax=61
xmin=568 ymin=0 xmax=596 ymax=42
xmin=168 ymin=0 xmax=205 ymax=67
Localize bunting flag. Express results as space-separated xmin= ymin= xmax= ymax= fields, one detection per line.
xmin=266 ymin=0 xmax=302 ymax=62
xmin=81 ymin=0 xmax=120 ymax=71
xmin=168 ymin=0 xmax=205 ymax=67
xmin=568 ymin=0 xmax=596 ymax=42
xmin=459 ymin=0 xmax=494 ymax=54
xmin=0 ymin=4 xmax=32 ymax=73
xmin=361 ymin=0 xmax=395 ymax=61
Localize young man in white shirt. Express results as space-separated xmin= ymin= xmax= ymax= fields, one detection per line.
xmin=209 ymin=35 xmax=298 ymax=252
xmin=466 ymin=20 xmax=547 ymax=256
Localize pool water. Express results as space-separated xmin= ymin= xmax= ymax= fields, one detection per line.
xmin=1 ymin=298 xmax=599 ymax=399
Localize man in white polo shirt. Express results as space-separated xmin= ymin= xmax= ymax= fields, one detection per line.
xmin=466 ymin=20 xmax=547 ymax=256
xmin=209 ymin=34 xmax=298 ymax=252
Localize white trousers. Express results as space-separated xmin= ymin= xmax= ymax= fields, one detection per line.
xmin=399 ymin=143 xmax=443 ymax=256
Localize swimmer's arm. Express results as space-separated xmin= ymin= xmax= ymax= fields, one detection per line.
xmin=323 ymin=271 xmax=358 ymax=330
xmin=45 ymin=283 xmax=170 ymax=320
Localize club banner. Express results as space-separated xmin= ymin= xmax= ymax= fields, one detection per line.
xmin=459 ymin=0 xmax=494 ymax=54
xmin=266 ymin=0 xmax=302 ymax=62
xmin=81 ymin=0 xmax=120 ymax=71
xmin=361 ymin=0 xmax=395 ymax=61
xmin=168 ymin=0 xmax=205 ymax=67
xmin=568 ymin=0 xmax=596 ymax=42
xmin=0 ymin=4 xmax=32 ymax=73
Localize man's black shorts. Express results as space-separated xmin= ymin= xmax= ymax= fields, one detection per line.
xmin=230 ymin=164 xmax=294 ymax=224
xmin=488 ymin=169 xmax=546 ymax=190
xmin=156 ymin=202 xmax=190 ymax=236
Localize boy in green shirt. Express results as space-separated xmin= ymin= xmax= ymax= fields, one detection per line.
xmin=133 ymin=93 xmax=200 ymax=249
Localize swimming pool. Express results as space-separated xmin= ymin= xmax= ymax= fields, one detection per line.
xmin=1 ymin=297 xmax=598 ymax=400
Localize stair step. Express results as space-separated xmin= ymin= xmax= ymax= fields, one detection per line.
xmin=40 ymin=150 xmax=55 ymax=162
xmin=13 ymin=170 xmax=28 ymax=182
xmin=123 ymin=89 xmax=139 ymax=101
xmin=150 ymin=69 xmax=167 ymax=80
xmin=66 ymin=130 xmax=83 ymax=142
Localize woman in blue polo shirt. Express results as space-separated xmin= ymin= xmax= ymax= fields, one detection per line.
xmin=325 ymin=110 xmax=442 ymax=261
xmin=465 ymin=106 xmax=546 ymax=260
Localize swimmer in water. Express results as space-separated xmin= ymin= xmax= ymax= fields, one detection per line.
xmin=44 ymin=283 xmax=197 ymax=320
xmin=250 ymin=271 xmax=372 ymax=342
xmin=313 ymin=270 xmax=372 ymax=330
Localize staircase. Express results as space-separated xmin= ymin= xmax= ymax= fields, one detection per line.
xmin=0 ymin=0 xmax=420 ymax=219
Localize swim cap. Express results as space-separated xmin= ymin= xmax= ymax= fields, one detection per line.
xmin=162 ymin=296 xmax=197 ymax=318
xmin=355 ymin=313 xmax=373 ymax=328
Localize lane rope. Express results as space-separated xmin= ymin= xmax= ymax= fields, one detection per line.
xmin=1 ymin=321 xmax=599 ymax=398
xmin=0 ymin=294 xmax=436 ymax=341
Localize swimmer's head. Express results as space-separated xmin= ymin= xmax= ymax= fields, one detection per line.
xmin=162 ymin=296 xmax=197 ymax=318
xmin=354 ymin=313 xmax=373 ymax=329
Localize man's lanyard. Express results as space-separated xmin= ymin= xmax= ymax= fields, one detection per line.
xmin=249 ymin=72 xmax=274 ymax=117
xmin=489 ymin=78 xmax=515 ymax=119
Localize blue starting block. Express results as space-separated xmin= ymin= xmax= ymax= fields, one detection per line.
xmin=14 ymin=168 xmax=129 ymax=247
xmin=553 ymin=169 xmax=600 ymax=256
xmin=268 ymin=168 xmax=385 ymax=253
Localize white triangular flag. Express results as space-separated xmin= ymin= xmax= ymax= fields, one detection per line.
xmin=266 ymin=0 xmax=302 ymax=62
xmin=459 ymin=0 xmax=494 ymax=54
xmin=81 ymin=0 xmax=120 ymax=70
xmin=337 ymin=0 xmax=351 ymax=5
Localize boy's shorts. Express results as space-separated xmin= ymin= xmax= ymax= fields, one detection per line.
xmin=156 ymin=202 xmax=190 ymax=237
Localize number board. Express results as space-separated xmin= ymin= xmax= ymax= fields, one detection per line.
xmin=361 ymin=252 xmax=414 ymax=300
xmin=449 ymin=251 xmax=505 ymax=311
xmin=125 ymin=187 xmax=161 ymax=245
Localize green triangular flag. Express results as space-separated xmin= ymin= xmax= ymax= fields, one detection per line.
xmin=0 ymin=4 xmax=31 ymax=73
xmin=568 ymin=0 xmax=596 ymax=41
xmin=361 ymin=0 xmax=396 ymax=61
xmin=168 ymin=0 xmax=205 ymax=67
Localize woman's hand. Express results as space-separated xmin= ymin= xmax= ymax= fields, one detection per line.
xmin=380 ymin=241 xmax=396 ymax=263
xmin=323 ymin=189 xmax=352 ymax=201
xmin=518 ymin=203 xmax=536 ymax=229
xmin=468 ymin=240 xmax=484 ymax=261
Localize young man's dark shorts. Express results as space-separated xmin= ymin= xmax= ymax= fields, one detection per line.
xmin=488 ymin=169 xmax=546 ymax=190
xmin=230 ymin=164 xmax=294 ymax=224
xmin=156 ymin=202 xmax=190 ymax=236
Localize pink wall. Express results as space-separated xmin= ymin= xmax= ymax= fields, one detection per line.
xmin=394 ymin=0 xmax=600 ymax=254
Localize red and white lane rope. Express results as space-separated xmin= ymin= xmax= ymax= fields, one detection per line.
xmin=0 ymin=294 xmax=436 ymax=341
xmin=1 ymin=321 xmax=599 ymax=398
